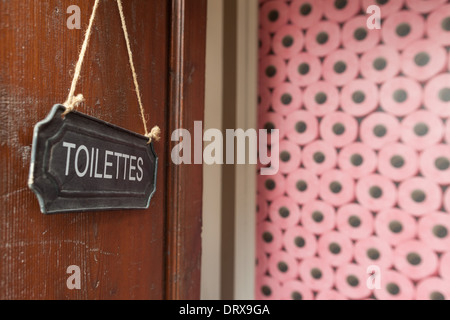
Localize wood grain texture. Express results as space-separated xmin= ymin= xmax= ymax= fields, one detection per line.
xmin=0 ymin=0 xmax=170 ymax=299
xmin=165 ymin=0 xmax=206 ymax=300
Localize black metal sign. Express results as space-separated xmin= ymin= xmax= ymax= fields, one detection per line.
xmin=28 ymin=104 xmax=158 ymax=214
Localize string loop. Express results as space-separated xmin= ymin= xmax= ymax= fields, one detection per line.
xmin=145 ymin=126 xmax=161 ymax=144
xmin=63 ymin=0 xmax=159 ymax=144
xmin=62 ymin=93 xmax=85 ymax=116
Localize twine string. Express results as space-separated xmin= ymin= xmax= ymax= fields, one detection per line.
xmin=62 ymin=0 xmax=100 ymax=115
xmin=116 ymin=0 xmax=160 ymax=143
xmin=62 ymin=0 xmax=160 ymax=144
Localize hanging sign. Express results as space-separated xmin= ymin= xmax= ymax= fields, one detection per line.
xmin=28 ymin=104 xmax=158 ymax=214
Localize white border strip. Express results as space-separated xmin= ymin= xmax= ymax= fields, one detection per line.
xmin=201 ymin=0 xmax=224 ymax=300
xmin=234 ymin=0 xmax=258 ymax=300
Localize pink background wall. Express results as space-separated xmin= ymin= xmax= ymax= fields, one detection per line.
xmin=256 ymin=0 xmax=450 ymax=300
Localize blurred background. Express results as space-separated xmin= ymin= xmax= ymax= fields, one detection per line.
xmin=202 ymin=0 xmax=450 ymax=300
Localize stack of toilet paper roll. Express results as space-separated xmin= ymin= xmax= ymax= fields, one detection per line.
xmin=256 ymin=0 xmax=450 ymax=300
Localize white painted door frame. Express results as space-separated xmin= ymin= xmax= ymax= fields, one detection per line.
xmin=201 ymin=0 xmax=258 ymax=300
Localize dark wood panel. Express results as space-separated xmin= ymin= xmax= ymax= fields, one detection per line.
xmin=165 ymin=0 xmax=207 ymax=300
xmin=0 ymin=0 xmax=169 ymax=299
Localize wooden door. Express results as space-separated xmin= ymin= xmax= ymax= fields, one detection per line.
xmin=0 ymin=0 xmax=205 ymax=299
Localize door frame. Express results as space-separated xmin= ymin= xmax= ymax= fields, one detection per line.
xmin=165 ymin=0 xmax=207 ymax=300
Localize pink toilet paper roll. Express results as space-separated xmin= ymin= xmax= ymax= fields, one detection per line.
xmin=323 ymin=0 xmax=360 ymax=23
xmin=285 ymin=110 xmax=319 ymax=146
xmin=342 ymin=16 xmax=381 ymax=54
xmin=269 ymin=196 xmax=301 ymax=230
xmin=315 ymin=289 xmax=348 ymax=300
xmin=255 ymin=275 xmax=282 ymax=300
xmin=322 ymin=49 xmax=359 ymax=87
xmin=257 ymin=221 xmax=283 ymax=254
xmin=375 ymin=208 xmax=418 ymax=246
xmin=258 ymin=86 xmax=271 ymax=113
xmin=362 ymin=0 xmax=405 ymax=18
xmin=338 ymin=142 xmax=377 ymax=179
xmin=259 ymin=30 xmax=271 ymax=58
xmin=257 ymin=196 xmax=269 ymax=224
xmin=336 ymin=203 xmax=374 ymax=240
xmin=272 ymin=25 xmax=304 ymax=60
xmin=444 ymin=188 xmax=450 ymax=213
xmin=256 ymin=250 xmax=269 ymax=278
xmin=424 ymin=73 xmax=450 ymax=118
xmin=305 ymin=21 xmax=341 ymax=57
xmin=289 ymin=0 xmax=324 ymax=30
xmin=335 ymin=264 xmax=372 ymax=300
xmin=281 ymin=280 xmax=314 ymax=300
xmin=272 ymin=82 xmax=302 ymax=116
xmin=356 ymin=174 xmax=397 ymax=212
xmin=259 ymin=1 xmax=289 ymax=33
xmin=259 ymin=55 xmax=287 ymax=89
xmin=401 ymin=39 xmax=447 ymax=82
xmin=400 ymin=110 xmax=444 ymax=151
xmin=283 ymin=225 xmax=317 ymax=259
xmin=406 ymin=0 xmax=447 ymax=13
xmin=377 ymin=143 xmax=419 ymax=182
xmin=380 ymin=76 xmax=422 ymax=117
xmin=416 ymin=277 xmax=450 ymax=300
xmin=258 ymin=173 xmax=286 ymax=202
xmin=320 ymin=112 xmax=358 ymax=148
xmin=420 ymin=145 xmax=450 ymax=185
xmin=394 ymin=240 xmax=439 ymax=281
xmin=340 ymin=79 xmax=379 ymax=117
xmin=298 ymin=257 xmax=335 ymax=291
xmin=426 ymin=5 xmax=450 ymax=46
xmin=382 ymin=11 xmax=425 ymax=50
xmin=287 ymin=53 xmax=322 ymax=87
xmin=258 ymin=111 xmax=286 ymax=142
xmin=303 ymin=81 xmax=340 ymax=116
xmin=268 ymin=251 xmax=299 ymax=283
xmin=354 ymin=236 xmax=394 ymax=270
xmin=301 ymin=200 xmax=336 ymax=235
xmin=286 ymin=168 xmax=320 ymax=204
xmin=418 ymin=212 xmax=450 ymax=253
xmin=360 ymin=112 xmax=401 ymax=150
xmin=302 ymin=140 xmax=337 ymax=175
xmin=360 ymin=45 xmax=400 ymax=84
xmin=317 ymin=231 xmax=353 ymax=267
xmin=319 ymin=169 xmax=355 ymax=207
xmin=398 ymin=177 xmax=442 ymax=216
xmin=278 ymin=140 xmax=302 ymax=175
xmin=439 ymin=252 xmax=450 ymax=280
xmin=374 ymin=270 xmax=415 ymax=300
